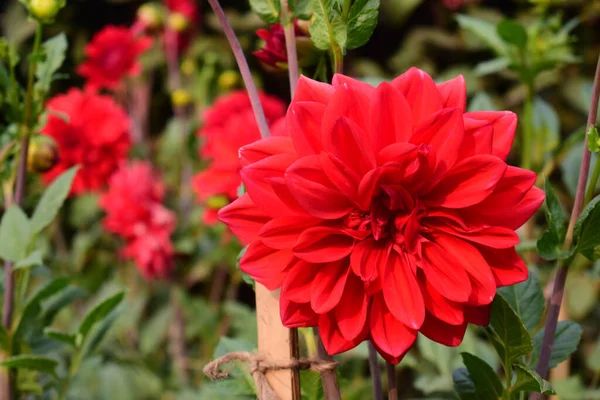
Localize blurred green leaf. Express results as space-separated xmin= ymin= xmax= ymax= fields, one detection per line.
xmin=537 ymin=178 xmax=568 ymax=260
xmin=498 ymin=271 xmax=544 ymax=333
xmin=346 ymin=0 xmax=380 ymax=50
xmin=34 ymin=33 xmax=67 ymax=95
xmin=456 ymin=14 xmax=507 ymax=56
xmin=41 ymin=285 xmax=86 ymax=326
xmin=588 ymin=339 xmax=600 ymax=372
xmin=531 ymin=321 xmax=582 ymax=369
xmin=460 ymin=353 xmax=504 ymax=399
xmin=497 ymin=20 xmax=528 ymax=48
xmin=224 ymin=301 xmax=257 ymax=344
xmin=30 ymin=165 xmax=78 ymax=234
xmin=309 ymin=0 xmax=341 ymax=50
xmin=512 ymin=364 xmax=555 ymax=395
xmin=468 ymin=92 xmax=498 ymax=112
xmin=537 ymin=230 xmax=560 ymax=261
xmin=0 ymin=205 xmax=31 ymax=263
xmin=248 ymin=0 xmax=280 ymax=24
xmin=487 ymin=294 xmax=532 ymax=367
xmin=566 ymin=273 xmax=598 ymax=319
xmin=14 ymin=249 xmax=43 ymax=270
xmin=532 ymin=98 xmax=560 ymax=166
xmin=140 ymin=306 xmax=172 ymax=355
xmin=289 ymin=0 xmax=311 ymax=20
xmin=473 ymin=57 xmax=510 ymax=76
xmin=0 ymin=355 xmax=57 ymax=377
xmin=44 ymin=328 xmax=76 ymax=347
xmin=76 ymin=292 xmax=125 ymax=347
xmin=452 ymin=367 xmax=477 ymax=400
xmin=574 ymin=195 xmax=600 ymax=261
xmin=588 ymin=125 xmax=600 ymax=153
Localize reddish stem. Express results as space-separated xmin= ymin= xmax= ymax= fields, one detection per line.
xmin=206 ymin=0 xmax=271 ymax=138
xmin=313 ymin=327 xmax=341 ymax=400
xmin=386 ymin=362 xmax=398 ymax=400
xmin=280 ymin=0 xmax=299 ymax=97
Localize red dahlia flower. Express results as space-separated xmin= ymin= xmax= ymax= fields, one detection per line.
xmin=193 ymin=90 xmax=286 ymax=227
xmin=218 ymin=69 xmax=545 ymax=363
xmin=78 ymin=26 xmax=152 ymax=91
xmin=100 ymin=162 xmax=176 ymax=279
xmin=254 ymin=22 xmax=311 ymax=71
xmin=42 ymin=89 xmax=131 ymax=195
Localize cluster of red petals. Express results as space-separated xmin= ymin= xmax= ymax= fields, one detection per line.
xmin=254 ymin=23 xmax=306 ymax=69
xmin=77 ymin=26 xmax=152 ymax=91
xmin=192 ymin=90 xmax=286 ymax=227
xmin=100 ymin=162 xmax=176 ymax=280
xmin=165 ymin=0 xmax=199 ymax=24
xmin=42 ymin=89 xmax=131 ymax=195
xmin=218 ymin=69 xmax=545 ymax=363
xmin=164 ymin=0 xmax=199 ymax=52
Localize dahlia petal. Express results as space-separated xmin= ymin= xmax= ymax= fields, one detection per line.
xmin=381 ymin=250 xmax=425 ymax=330
xmin=241 ymin=153 xmax=301 ymax=217
xmin=280 ymin=296 xmax=319 ymax=327
xmin=419 ymin=275 xmax=465 ymax=325
xmin=192 ymin=168 xmax=240 ymax=200
xmin=377 ymin=142 xmax=418 ymax=166
xmin=320 ymin=152 xmax=361 ymax=202
xmin=437 ymin=75 xmax=466 ymax=112
xmin=464 ymin=111 xmax=517 ymax=161
xmin=311 ymin=259 xmax=351 ymax=314
xmin=357 ymin=169 xmax=381 ymax=211
xmin=281 ymin=259 xmax=320 ymax=303
xmin=478 ymin=246 xmax=529 ymax=287
xmin=267 ymin=176 xmax=309 ymax=215
xmin=434 ymin=224 xmax=520 ymax=249
xmin=286 ymin=155 xmax=354 ymax=219
xmin=369 ymin=82 xmax=414 ymax=151
xmin=464 ymin=304 xmax=491 ymax=326
xmin=322 ymin=81 xmax=371 ymax=137
xmin=293 ymin=226 xmax=355 ymax=263
xmin=421 ymin=241 xmax=472 ymax=302
xmin=318 ymin=312 xmax=368 ymax=355
xmin=410 ymin=108 xmax=464 ymax=178
xmin=217 ymin=194 xmax=271 ymax=244
xmin=434 ymin=235 xmax=496 ymax=305
xmin=239 ymin=240 xmax=295 ymax=290
xmin=239 ymin=136 xmax=296 ymax=167
xmin=293 ymin=75 xmax=335 ymax=105
xmin=426 ymin=154 xmax=507 ymax=208
xmin=332 ymin=73 xmax=376 ymax=95
xmin=323 ymin=116 xmax=376 ymax=175
xmin=287 ymin=102 xmax=326 ymax=156
xmin=391 ymin=67 xmax=443 ymax=126
xmin=350 ymin=238 xmax=387 ymax=282
xmin=369 ymin=294 xmax=418 ymax=362
xmin=420 ymin=313 xmax=468 ymax=347
xmin=334 ymin=274 xmax=369 ymax=341
xmin=459 ymin=125 xmax=494 ymax=159
xmin=259 ymin=216 xmax=321 ymax=250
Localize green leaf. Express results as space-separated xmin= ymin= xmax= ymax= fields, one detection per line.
xmin=473 ymin=57 xmax=510 ymax=77
xmin=34 ymin=33 xmax=68 ymax=94
xmin=248 ymin=0 xmax=281 ymax=24
xmin=498 ymin=271 xmax=544 ymax=333
xmin=30 ymin=166 xmax=78 ymax=234
xmin=468 ymin=91 xmax=498 ymax=112
xmin=0 ymin=355 xmax=57 ymax=377
xmin=44 ymin=328 xmax=76 ymax=347
xmin=544 ymin=178 xmax=567 ymax=241
xmin=214 ymin=336 xmax=255 ymax=358
xmin=346 ymin=0 xmax=380 ymax=50
xmin=0 ymin=205 xmax=31 ymax=262
xmin=574 ymin=195 xmax=600 ymax=261
xmin=496 ymin=20 xmax=528 ymax=48
xmin=309 ymin=0 xmax=341 ymax=50
xmin=76 ymin=292 xmax=125 ymax=346
xmin=456 ymin=14 xmax=508 ymax=56
xmin=588 ymin=125 xmax=600 ymax=153
xmin=42 ymin=285 xmax=86 ymax=326
xmin=83 ymin=309 xmax=120 ymax=355
xmin=452 ymin=367 xmax=478 ymax=400
xmin=487 ymin=294 xmax=532 ymax=367
xmin=332 ymin=14 xmax=348 ymax=52
xmin=531 ymin=321 xmax=582 ymax=369
xmin=460 ymin=353 xmax=504 ymax=399
xmin=289 ymin=0 xmax=311 ymax=19
xmin=537 ymin=230 xmax=560 ymax=261
xmin=14 ymin=250 xmax=43 ymax=270
xmin=512 ymin=364 xmax=555 ymax=395
xmin=140 ymin=306 xmax=172 ymax=355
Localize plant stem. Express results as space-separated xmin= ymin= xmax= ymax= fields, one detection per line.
xmin=280 ymin=0 xmax=299 ymax=97
xmin=342 ymin=0 xmax=352 ymax=21
xmin=1 ymin=22 xmax=43 ymax=400
xmin=331 ymin=44 xmax=344 ymax=75
xmin=368 ymin=342 xmax=383 ymax=400
xmin=584 ymin=154 xmax=600 ymax=205
xmin=386 ymin=362 xmax=398 ymax=400
xmin=170 ymin=289 xmax=190 ymax=385
xmin=206 ymin=0 xmax=271 ymax=138
xmin=312 ymin=327 xmax=341 ymax=400
xmin=531 ymin=54 xmax=600 ymax=396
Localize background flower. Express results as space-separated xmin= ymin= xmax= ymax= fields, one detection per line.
xmin=77 ymin=25 xmax=152 ymax=91
xmin=42 ymin=89 xmax=131 ymax=194
xmin=100 ymin=161 xmax=176 ymax=279
xmin=192 ymin=90 xmax=286 ymax=227
xmin=218 ymin=70 xmax=545 ymax=363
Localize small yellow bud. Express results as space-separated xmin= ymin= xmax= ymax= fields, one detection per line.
xmin=29 ymin=0 xmax=62 ymax=22
xmin=137 ymin=3 xmax=164 ymax=30
xmin=167 ymin=12 xmax=190 ymax=32
xmin=181 ymin=59 xmax=196 ymax=76
xmin=206 ymin=195 xmax=229 ymax=209
xmin=218 ymin=70 xmax=240 ymax=91
xmin=28 ymin=135 xmax=59 ymax=173
xmin=171 ymin=89 xmax=192 ymax=107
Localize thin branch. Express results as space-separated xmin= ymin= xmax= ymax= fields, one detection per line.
xmin=531 ymin=53 xmax=600 ymax=394
xmin=206 ymin=0 xmax=271 ymax=138
xmin=386 ymin=362 xmax=398 ymax=400
xmin=312 ymin=327 xmax=341 ymax=400
xmin=368 ymin=342 xmax=383 ymax=400
xmin=280 ymin=0 xmax=298 ymax=97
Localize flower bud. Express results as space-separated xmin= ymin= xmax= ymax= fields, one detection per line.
xmin=171 ymin=88 xmax=192 ymax=107
xmin=218 ymin=70 xmax=241 ymax=91
xmin=28 ymin=0 xmax=64 ymax=23
xmin=137 ymin=3 xmax=164 ymax=30
xmin=28 ymin=135 xmax=59 ymax=173
xmin=253 ymin=21 xmax=317 ymax=72
xmin=167 ymin=12 xmax=190 ymax=32
xmin=206 ymin=195 xmax=229 ymax=210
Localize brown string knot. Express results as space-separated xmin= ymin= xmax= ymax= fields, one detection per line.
xmin=203 ymin=351 xmax=338 ymax=400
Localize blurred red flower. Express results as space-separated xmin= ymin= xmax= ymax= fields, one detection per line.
xmin=218 ymin=69 xmax=545 ymax=362
xmin=78 ymin=26 xmax=152 ymax=91
xmin=42 ymin=89 xmax=131 ymax=195
xmin=164 ymin=0 xmax=199 ymax=52
xmin=192 ymin=90 xmax=286 ymax=228
xmin=254 ymin=22 xmax=308 ymax=70
xmin=100 ymin=162 xmax=176 ymax=280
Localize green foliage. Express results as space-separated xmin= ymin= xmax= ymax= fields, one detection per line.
xmin=587 ymin=125 xmax=600 ymax=153
xmin=574 ymin=195 xmax=600 ymax=261
xmin=531 ymin=321 xmax=582 ymax=369
xmin=537 ymin=178 xmax=570 ymax=260
xmin=487 ymin=294 xmax=533 ymax=366
xmin=345 ymin=0 xmax=380 ymax=50
xmin=248 ymin=0 xmax=281 ymax=24
xmin=34 ymin=32 xmax=67 ymax=97
xmin=0 ymin=205 xmax=31 ymax=262
xmin=0 ymin=355 xmax=58 ymax=377
xmin=289 ymin=0 xmax=311 ymax=20
xmin=76 ymin=291 xmax=125 ymax=347
xmin=497 ymin=20 xmax=528 ymax=48
xmin=30 ymin=165 xmax=78 ymax=234
xmin=512 ymin=364 xmax=555 ymax=396
xmin=498 ymin=271 xmax=545 ymax=333
xmin=459 ymin=353 xmax=504 ymax=399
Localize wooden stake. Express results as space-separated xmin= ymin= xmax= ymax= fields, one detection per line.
xmin=256 ymin=284 xmax=300 ymax=400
